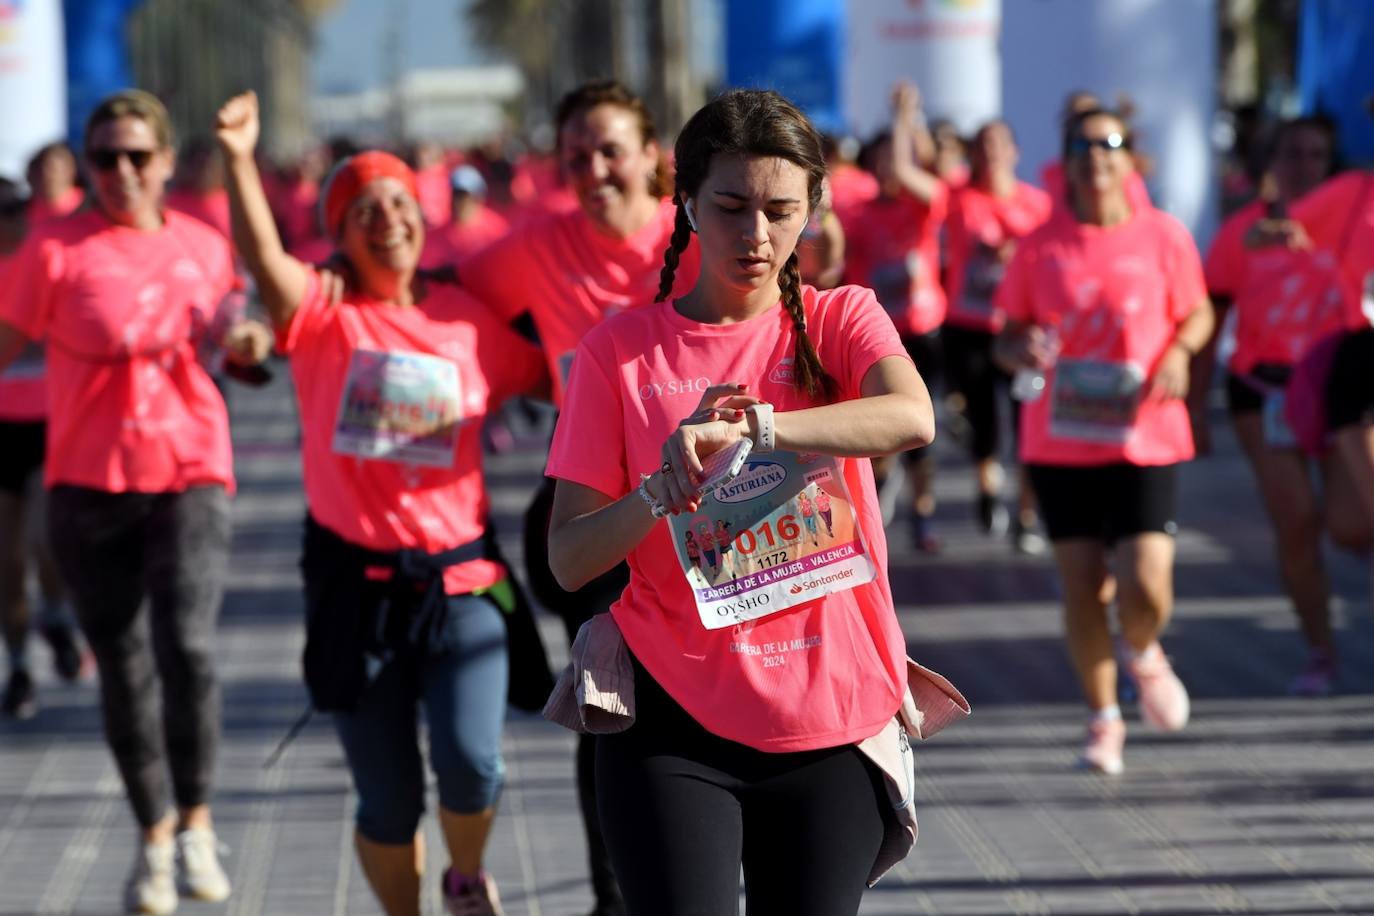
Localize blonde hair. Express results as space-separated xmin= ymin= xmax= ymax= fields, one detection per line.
xmin=84 ymin=89 xmax=174 ymax=151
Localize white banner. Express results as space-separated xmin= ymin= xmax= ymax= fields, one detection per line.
xmin=0 ymin=0 xmax=67 ymax=180
xmin=1000 ymin=0 xmax=1218 ymax=241
xmin=844 ymin=0 xmax=1001 ymax=138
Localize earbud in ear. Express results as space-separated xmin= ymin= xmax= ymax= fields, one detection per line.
xmin=684 ymin=200 xmax=699 ymax=233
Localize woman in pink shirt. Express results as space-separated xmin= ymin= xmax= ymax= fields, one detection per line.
xmin=944 ymin=119 xmax=1053 ymax=553
xmin=546 ymin=88 xmax=935 ymax=916
xmin=460 ymin=80 xmax=698 ymax=916
xmin=1203 ymin=117 xmax=1366 ymax=697
xmin=0 ymin=91 xmax=262 ymax=915
xmin=217 ymin=91 xmax=549 ymax=916
xmin=842 ymin=82 xmax=948 ymax=552
xmin=994 ymin=108 xmax=1215 ymax=776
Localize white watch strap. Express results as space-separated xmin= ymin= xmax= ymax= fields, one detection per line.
xmin=748 ymin=403 xmax=775 ymax=453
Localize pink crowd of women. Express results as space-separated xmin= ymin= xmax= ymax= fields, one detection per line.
xmin=0 ymin=75 xmax=1371 ymax=916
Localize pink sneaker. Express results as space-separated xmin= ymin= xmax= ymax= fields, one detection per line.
xmin=1288 ymin=649 xmax=1337 ymax=697
xmin=1077 ymin=717 xmax=1125 ymax=774
xmin=1126 ymin=643 xmax=1190 ymax=731
xmin=443 ymin=870 xmax=505 ymax=916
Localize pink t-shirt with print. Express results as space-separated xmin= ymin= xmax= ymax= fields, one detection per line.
xmin=279 ymin=272 xmax=546 ymax=595
xmin=0 ymin=209 xmax=235 ymax=491
xmin=0 ymin=251 xmax=46 ymax=422
xmin=1203 ymin=198 xmax=1265 ymax=298
xmin=841 ymin=184 xmax=949 ymax=337
xmin=944 ymin=182 xmax=1053 ymax=333
xmin=546 ymin=285 xmax=909 ymax=753
xmin=1293 ymin=170 xmax=1374 ymax=293
xmin=461 ymin=198 xmax=699 ymax=406
xmin=996 ymin=207 xmax=1206 ymax=467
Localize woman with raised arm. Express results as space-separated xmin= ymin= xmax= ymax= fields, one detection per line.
xmin=995 ymin=108 xmax=1214 ymax=776
xmin=216 ymin=91 xmax=549 ymax=916
xmin=545 ymin=89 xmax=953 ymax=916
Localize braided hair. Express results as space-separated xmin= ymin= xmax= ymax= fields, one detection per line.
xmin=655 ymin=89 xmax=839 ymax=402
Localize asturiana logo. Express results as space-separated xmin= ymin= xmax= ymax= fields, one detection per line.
xmin=769 ymin=357 xmax=795 ymax=385
xmin=714 ymin=461 xmax=787 ymax=504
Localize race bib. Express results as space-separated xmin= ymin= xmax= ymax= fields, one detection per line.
xmin=869 ymin=254 xmax=918 ymax=318
xmin=1263 ymin=390 xmax=1298 ymax=449
xmin=1049 ymin=359 xmax=1145 ymax=444
xmin=669 ymin=452 xmax=876 ymax=631
xmin=0 ymin=341 xmax=45 ymax=380
xmin=959 ymin=243 xmax=1004 ymax=319
xmin=332 ymin=349 xmax=462 ymax=467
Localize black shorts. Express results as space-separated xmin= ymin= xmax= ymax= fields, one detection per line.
xmin=1026 ymin=462 xmax=1178 ymax=543
xmin=0 ymin=421 xmax=45 ymax=494
xmin=1327 ymin=328 xmax=1374 ymax=431
xmin=901 ymin=331 xmax=942 ymax=463
xmin=1226 ymin=364 xmax=1291 ymax=417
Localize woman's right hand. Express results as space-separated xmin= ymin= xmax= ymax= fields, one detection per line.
xmin=215 ymin=91 xmax=260 ymax=161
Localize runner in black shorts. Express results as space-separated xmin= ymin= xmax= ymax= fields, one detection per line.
xmin=995 ymin=108 xmax=1214 ymax=775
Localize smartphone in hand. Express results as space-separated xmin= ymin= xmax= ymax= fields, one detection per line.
xmin=694 ymin=438 xmax=753 ymax=499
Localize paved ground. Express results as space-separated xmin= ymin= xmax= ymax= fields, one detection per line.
xmin=2 ymin=368 xmax=1373 ymax=916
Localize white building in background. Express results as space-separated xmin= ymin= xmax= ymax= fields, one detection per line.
xmin=311 ymin=65 xmax=525 ymax=146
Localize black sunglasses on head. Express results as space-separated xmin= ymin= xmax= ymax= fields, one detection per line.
xmin=87 ymin=147 xmax=156 ymax=171
xmin=1067 ymin=133 xmax=1130 ymax=156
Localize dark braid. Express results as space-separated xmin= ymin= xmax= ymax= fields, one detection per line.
xmin=655 ymin=201 xmax=693 ymax=302
xmin=778 ymin=252 xmax=839 ymax=402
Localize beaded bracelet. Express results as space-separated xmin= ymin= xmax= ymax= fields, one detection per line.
xmin=637 ymin=473 xmax=670 ymax=518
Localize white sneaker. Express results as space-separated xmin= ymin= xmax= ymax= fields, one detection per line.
xmin=125 ymin=840 xmax=177 ymax=915
xmin=175 ymin=828 xmax=232 ymax=902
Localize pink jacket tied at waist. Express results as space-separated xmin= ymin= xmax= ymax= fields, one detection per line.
xmin=542 ymin=612 xmax=971 ymax=886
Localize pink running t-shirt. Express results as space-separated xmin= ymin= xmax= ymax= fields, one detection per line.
xmin=1293 ymin=170 xmax=1374 ymax=293
xmin=996 ymin=207 xmax=1206 ymax=467
xmin=0 ymin=251 xmax=46 ymax=422
xmin=0 ymin=209 xmax=235 ymax=491
xmin=420 ymin=206 xmax=511 ymax=269
xmin=1203 ymin=199 xmax=1265 ymax=299
xmin=461 ymin=198 xmax=699 ymax=406
xmin=945 ymin=182 xmax=1053 ymax=333
xmin=546 ymin=285 xmax=909 ymax=753
xmin=28 ymin=187 xmax=84 ymax=229
xmin=279 ymin=272 xmax=546 ymax=594
xmin=1227 ymin=246 xmax=1363 ymax=375
xmin=841 ymin=184 xmax=949 ymax=337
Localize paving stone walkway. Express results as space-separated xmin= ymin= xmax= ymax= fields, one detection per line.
xmin=2 ymin=370 xmax=1371 ymax=915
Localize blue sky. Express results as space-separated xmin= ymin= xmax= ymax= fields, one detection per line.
xmin=312 ymin=0 xmax=493 ymax=95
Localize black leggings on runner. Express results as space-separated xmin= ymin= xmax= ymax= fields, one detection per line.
xmin=597 ymin=656 xmax=889 ymax=916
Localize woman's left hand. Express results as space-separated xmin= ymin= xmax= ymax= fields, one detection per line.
xmin=223 ymin=319 xmax=274 ymax=366
xmin=657 ymin=384 xmax=760 ymax=513
xmin=1149 ymin=344 xmax=1190 ymax=401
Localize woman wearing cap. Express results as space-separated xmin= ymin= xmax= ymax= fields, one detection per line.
xmin=995 ymin=108 xmax=1214 ymax=775
xmin=458 ymin=79 xmax=698 ymax=916
xmin=420 ymin=165 xmax=510 ymax=268
xmin=217 ymin=90 xmax=548 ymax=916
xmin=0 ymin=90 xmax=269 ymax=915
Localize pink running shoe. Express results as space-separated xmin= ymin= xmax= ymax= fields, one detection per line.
xmin=1077 ymin=717 xmax=1125 ymax=775
xmin=443 ymin=870 xmax=505 ymax=916
xmin=1126 ymin=642 xmax=1190 ymax=731
xmin=1288 ymin=649 xmax=1337 ymax=697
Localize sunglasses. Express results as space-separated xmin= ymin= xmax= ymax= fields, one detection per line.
xmin=87 ymin=148 xmax=157 ymax=171
xmin=1067 ymin=133 xmax=1130 ymax=156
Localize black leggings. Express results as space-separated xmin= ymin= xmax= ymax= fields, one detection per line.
xmin=597 ymin=658 xmax=889 ymax=916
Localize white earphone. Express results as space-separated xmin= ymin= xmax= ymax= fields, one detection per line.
xmin=684 ymin=200 xmax=699 ymax=233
